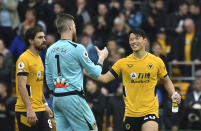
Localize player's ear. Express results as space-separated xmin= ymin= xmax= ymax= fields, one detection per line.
xmin=144 ymin=38 xmax=148 ymax=43
xmin=68 ymin=25 xmax=73 ymax=32
xmin=28 ymin=39 xmax=33 ymax=45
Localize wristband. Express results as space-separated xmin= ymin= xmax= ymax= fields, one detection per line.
xmin=44 ymin=102 xmax=48 ymax=106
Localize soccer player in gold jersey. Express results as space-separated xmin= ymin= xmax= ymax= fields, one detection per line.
xmin=93 ymin=28 xmax=181 ymax=131
xmin=15 ymin=27 xmax=53 ymax=131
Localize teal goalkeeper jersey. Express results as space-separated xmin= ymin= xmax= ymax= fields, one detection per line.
xmin=45 ymin=40 xmax=102 ymax=93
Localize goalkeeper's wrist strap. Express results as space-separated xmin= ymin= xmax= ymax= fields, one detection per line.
xmin=97 ymin=63 xmax=103 ymax=68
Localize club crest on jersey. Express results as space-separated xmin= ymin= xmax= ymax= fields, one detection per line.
xmin=130 ymin=72 xmax=137 ymax=79
xmin=148 ymin=63 xmax=153 ymax=69
xmin=127 ymin=64 xmax=133 ymax=68
xmin=18 ymin=62 xmax=25 ymax=69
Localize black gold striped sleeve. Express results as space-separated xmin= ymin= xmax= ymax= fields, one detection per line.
xmin=109 ymin=68 xmax=119 ymax=78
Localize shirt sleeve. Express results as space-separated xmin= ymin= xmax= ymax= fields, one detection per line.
xmin=76 ymin=45 xmax=102 ymax=78
xmin=110 ymin=60 xmax=121 ymax=78
xmin=157 ymin=58 xmax=168 ymax=79
xmin=45 ymin=51 xmax=54 ymax=91
xmin=16 ymin=56 xmax=29 ymax=76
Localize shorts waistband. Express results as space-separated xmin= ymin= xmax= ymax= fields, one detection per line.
xmin=53 ymin=90 xmax=85 ymax=98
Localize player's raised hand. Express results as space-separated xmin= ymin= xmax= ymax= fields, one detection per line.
xmin=95 ymin=46 xmax=108 ymax=60
xmin=54 ymin=78 xmax=69 ymax=88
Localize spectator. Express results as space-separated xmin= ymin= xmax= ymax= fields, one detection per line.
xmin=183 ymin=78 xmax=201 ymax=130
xmin=142 ymin=0 xmax=167 ymax=42
xmin=85 ymin=79 xmax=106 ymax=131
xmin=19 ymin=7 xmax=47 ymax=33
xmin=121 ymin=0 xmax=143 ymax=28
xmin=111 ymin=17 xmax=131 ymax=56
xmin=46 ymin=1 xmax=64 ymax=35
xmin=82 ymin=23 xmax=103 ymax=48
xmin=172 ymin=18 xmax=201 ymax=76
xmin=80 ymin=33 xmax=98 ymax=64
xmin=0 ymin=38 xmax=13 ymax=69
xmin=151 ymin=42 xmax=168 ymax=70
xmin=165 ymin=1 xmax=189 ymax=43
xmin=0 ymin=0 xmax=20 ymax=47
xmin=9 ymin=24 xmax=30 ymax=62
xmin=108 ymin=0 xmax=121 ymax=25
xmin=163 ymin=87 xmax=184 ymax=131
xmin=0 ymin=82 xmax=16 ymax=131
xmin=0 ymin=53 xmax=10 ymax=84
xmin=189 ymin=2 xmax=201 ymax=24
xmin=40 ymin=33 xmax=57 ymax=64
xmin=94 ymin=3 xmax=111 ymax=43
xmin=102 ymin=39 xmax=123 ymax=93
xmin=106 ymin=84 xmax=125 ymax=131
xmin=153 ymin=27 xmax=172 ymax=60
xmin=73 ymin=0 xmax=91 ymax=35
xmin=17 ymin=0 xmax=45 ymax=22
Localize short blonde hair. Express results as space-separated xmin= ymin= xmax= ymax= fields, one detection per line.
xmin=55 ymin=13 xmax=74 ymax=34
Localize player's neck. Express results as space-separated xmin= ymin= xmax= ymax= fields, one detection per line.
xmin=29 ymin=47 xmax=40 ymax=56
xmin=61 ymin=33 xmax=72 ymax=41
xmin=133 ymin=50 xmax=147 ymax=59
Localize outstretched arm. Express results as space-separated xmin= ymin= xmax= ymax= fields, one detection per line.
xmin=84 ymin=70 xmax=116 ymax=84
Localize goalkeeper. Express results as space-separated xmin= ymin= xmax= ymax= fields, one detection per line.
xmin=45 ymin=13 xmax=108 ymax=131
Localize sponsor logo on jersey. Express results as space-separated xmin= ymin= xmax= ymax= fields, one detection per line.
xmin=130 ymin=73 xmax=151 ymax=83
xmin=131 ymin=80 xmax=150 ymax=83
xmin=130 ymin=72 xmax=137 ymax=79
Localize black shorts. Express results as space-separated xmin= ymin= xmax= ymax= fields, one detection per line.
xmin=16 ymin=111 xmax=52 ymax=131
xmin=124 ymin=114 xmax=158 ymax=131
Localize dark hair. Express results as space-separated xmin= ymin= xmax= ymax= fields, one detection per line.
xmin=129 ymin=28 xmax=147 ymax=39
xmin=179 ymin=1 xmax=188 ymax=6
xmin=0 ymin=52 xmax=3 ymax=57
xmin=25 ymin=26 xmax=43 ymax=48
xmin=108 ymin=36 xmax=117 ymax=42
xmin=54 ymin=1 xmax=65 ymax=9
xmin=0 ymin=38 xmax=4 ymax=43
xmin=190 ymin=2 xmax=200 ymax=8
xmin=81 ymin=33 xmax=90 ymax=38
xmin=56 ymin=13 xmax=74 ymax=34
xmin=26 ymin=7 xmax=37 ymax=18
xmin=84 ymin=22 xmax=95 ymax=28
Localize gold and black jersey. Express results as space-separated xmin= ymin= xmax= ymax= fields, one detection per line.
xmin=111 ymin=53 xmax=167 ymax=118
xmin=15 ymin=50 xmax=45 ymax=112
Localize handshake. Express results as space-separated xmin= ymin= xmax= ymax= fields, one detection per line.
xmin=54 ymin=78 xmax=69 ymax=88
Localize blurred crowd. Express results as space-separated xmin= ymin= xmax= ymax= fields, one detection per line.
xmin=1 ymin=0 xmax=201 ymax=130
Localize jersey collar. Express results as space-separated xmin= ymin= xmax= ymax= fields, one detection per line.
xmin=132 ymin=52 xmax=148 ymax=60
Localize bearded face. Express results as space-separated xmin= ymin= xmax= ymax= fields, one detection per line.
xmin=33 ymin=32 xmax=47 ymax=51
